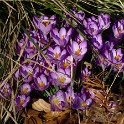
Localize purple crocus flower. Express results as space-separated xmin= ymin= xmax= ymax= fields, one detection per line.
xmin=20 ymin=83 xmax=31 ymax=95
xmin=73 ymin=88 xmax=92 ymax=110
xmin=107 ymin=102 xmax=117 ymax=113
xmin=49 ymin=90 xmax=66 ymax=111
xmin=51 ymin=27 xmax=72 ymax=47
xmin=24 ymin=38 xmax=38 ymax=55
xmin=83 ymin=16 xmax=99 ymax=36
xmin=65 ymin=86 xmax=75 ymax=106
xmin=112 ymin=19 xmax=124 ymax=39
xmin=15 ymin=94 xmax=30 ymax=110
xmin=50 ymin=68 xmax=71 ymax=88
xmin=98 ymin=13 xmax=110 ymax=30
xmin=0 ymin=83 xmax=12 ymax=98
xmin=74 ymin=10 xmax=85 ymax=21
xmin=39 ymin=30 xmax=49 ymax=45
xmin=59 ymin=55 xmax=72 ymax=69
xmin=73 ymin=10 xmax=85 ymax=25
xmin=97 ymin=50 xmax=111 ymax=68
xmin=75 ymin=34 xmax=86 ymax=44
xmin=67 ymin=41 xmax=87 ymax=61
xmin=102 ymin=41 xmax=114 ymax=51
xmin=20 ymin=63 xmax=34 ymax=82
xmin=33 ymin=74 xmax=50 ymax=91
xmin=81 ymin=67 xmax=91 ymax=81
xmin=91 ymin=34 xmax=103 ymax=49
xmin=33 ymin=15 xmax=56 ymax=35
xmin=47 ymin=45 xmax=67 ymax=63
xmin=110 ymin=48 xmax=123 ymax=64
xmin=33 ymin=60 xmax=45 ymax=78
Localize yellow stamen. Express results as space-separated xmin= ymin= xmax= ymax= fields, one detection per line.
xmin=54 ymin=53 xmax=59 ymax=59
xmin=20 ymin=100 xmax=25 ymax=105
xmin=23 ymin=88 xmax=28 ymax=94
xmin=84 ymin=74 xmax=88 ymax=78
xmin=82 ymin=101 xmax=87 ymax=107
xmin=75 ymin=49 xmax=81 ymax=55
xmin=28 ymin=72 xmax=33 ymax=77
xmin=118 ymin=29 xmax=122 ymax=34
xmin=29 ymin=46 xmax=34 ymax=49
xmin=39 ymin=82 xmax=45 ymax=87
xmin=53 ymin=98 xmax=61 ymax=108
xmin=46 ymin=66 xmax=51 ymax=73
xmin=58 ymin=76 xmax=65 ymax=84
xmin=77 ymin=40 xmax=82 ymax=44
xmin=115 ymin=64 xmax=121 ymax=69
xmin=61 ymin=35 xmax=65 ymax=40
xmin=64 ymin=61 xmax=69 ymax=68
xmin=67 ymin=96 xmax=71 ymax=102
xmin=3 ymin=88 xmax=8 ymax=93
xmin=115 ymin=55 xmax=120 ymax=60
xmin=43 ymin=22 xmax=49 ymax=27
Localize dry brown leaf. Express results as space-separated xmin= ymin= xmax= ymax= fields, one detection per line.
xmin=117 ymin=113 xmax=124 ymax=124
xmin=21 ymin=109 xmax=42 ymax=124
xmin=32 ymin=99 xmax=50 ymax=113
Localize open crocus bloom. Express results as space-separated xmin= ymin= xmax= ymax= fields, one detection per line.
xmin=49 ymin=90 xmax=66 ymax=111
xmin=47 ymin=46 xmax=67 ymax=63
xmin=72 ymin=88 xmax=92 ymax=110
xmin=111 ymin=48 xmax=123 ymax=64
xmin=15 ymin=95 xmax=30 ymax=110
xmin=33 ymin=74 xmax=50 ymax=91
xmin=50 ymin=68 xmax=71 ymax=88
xmin=51 ymin=27 xmax=72 ymax=47
xmin=0 ymin=83 xmax=12 ymax=98
xmin=67 ymin=41 xmax=87 ymax=61
xmin=33 ymin=15 xmax=56 ymax=35
xmin=20 ymin=83 xmax=31 ymax=95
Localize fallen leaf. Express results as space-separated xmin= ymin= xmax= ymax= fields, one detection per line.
xmin=32 ymin=99 xmax=50 ymax=113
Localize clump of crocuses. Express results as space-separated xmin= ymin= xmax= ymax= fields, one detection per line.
xmin=6 ymin=8 xmax=123 ymax=113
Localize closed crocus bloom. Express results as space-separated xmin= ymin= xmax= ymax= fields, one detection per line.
xmin=15 ymin=95 xmax=30 ymax=110
xmin=33 ymin=74 xmax=50 ymax=91
xmin=20 ymin=83 xmax=31 ymax=95
xmin=0 ymin=83 xmax=12 ymax=98
xmin=81 ymin=67 xmax=91 ymax=81
xmin=112 ymin=19 xmax=124 ymax=39
xmin=50 ymin=68 xmax=71 ymax=88
xmin=102 ymin=41 xmax=114 ymax=51
xmin=51 ymin=27 xmax=72 ymax=47
xmin=39 ymin=30 xmax=49 ymax=45
xmin=83 ymin=16 xmax=99 ymax=36
xmin=24 ymin=38 xmax=38 ymax=54
xmin=47 ymin=46 xmax=67 ymax=63
xmin=75 ymin=34 xmax=86 ymax=44
xmin=49 ymin=90 xmax=66 ymax=111
xmin=20 ymin=64 xmax=34 ymax=82
xmin=33 ymin=15 xmax=56 ymax=35
xmin=73 ymin=10 xmax=85 ymax=25
xmin=67 ymin=41 xmax=87 ymax=61
xmin=33 ymin=61 xmax=45 ymax=78
xmin=91 ymin=34 xmax=103 ymax=49
xmin=65 ymin=86 xmax=75 ymax=106
xmin=98 ymin=13 xmax=110 ymax=30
